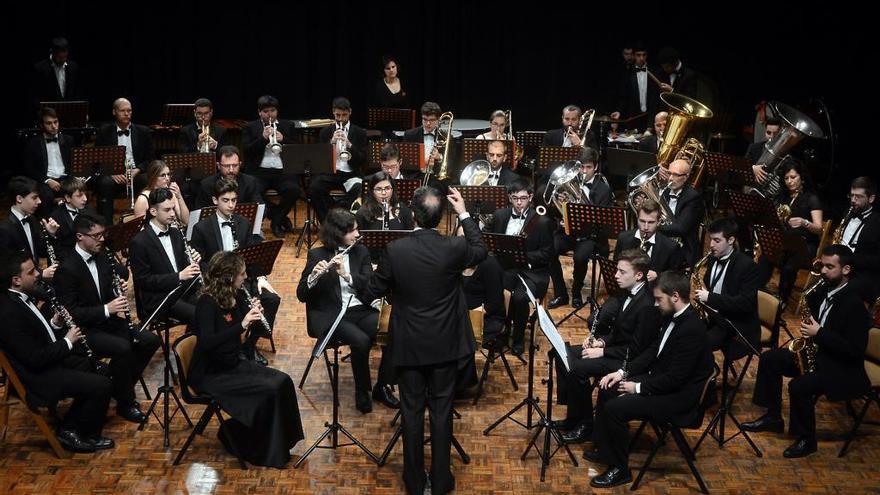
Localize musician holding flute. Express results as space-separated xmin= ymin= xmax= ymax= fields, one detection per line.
xmin=296 ymin=208 xmax=397 ymax=413
xmin=53 ymin=213 xmax=160 ymax=424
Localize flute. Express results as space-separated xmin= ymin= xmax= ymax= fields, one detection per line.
xmin=306 ymin=237 xmax=362 ymax=289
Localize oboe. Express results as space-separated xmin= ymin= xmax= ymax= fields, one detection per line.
xmin=106 ymin=249 xmax=141 ymax=343
xmin=306 ymin=237 xmax=362 ymax=289
xmin=40 ymin=281 xmax=106 ymax=374
xmin=240 ymin=286 xmax=272 ymax=337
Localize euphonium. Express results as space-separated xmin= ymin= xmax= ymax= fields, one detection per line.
xmin=789 ymin=277 xmax=825 ymax=374
xmin=543 ymin=160 xmax=587 ymax=234
xmin=626 ymin=167 xmax=674 ymax=226
xmin=690 ymin=253 xmax=712 ymax=321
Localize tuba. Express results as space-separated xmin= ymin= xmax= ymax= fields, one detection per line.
xmin=753 ymin=102 xmax=825 ymax=198
xmin=543 ymin=160 xmax=587 ymax=235
xmin=674 ymin=137 xmax=708 ymax=189
xmin=626 ymin=167 xmax=674 ymax=225
xmin=422 ymin=112 xmax=454 ymax=186
xmin=789 ymin=277 xmax=825 ymax=375
xmin=656 ymin=93 xmax=713 ymax=167
xmin=690 ymin=253 xmax=712 ymax=321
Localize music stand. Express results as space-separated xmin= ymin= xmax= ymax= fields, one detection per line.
xmin=197 ymin=203 xmax=260 ymax=228
xmin=482 ymin=233 xmax=529 ymax=271
xmin=514 ymin=131 xmax=546 ymax=160
xmin=295 ymin=295 xmax=380 ymax=467
xmin=163 ymin=152 xmax=216 ymax=187
xmin=536 ymin=146 xmax=580 ymax=176
xmin=752 ymin=225 xmax=785 ymax=266
xmin=368 ymin=141 xmax=423 ymax=173
xmin=160 ymin=104 xmax=195 ymax=127
xmin=455 ymin=185 xmax=508 ymax=230
xmin=705 ymin=153 xmax=756 ymax=210
xmin=604 ymin=148 xmax=657 ymax=192
xmin=138 ymin=281 xmax=198 ymax=448
xmin=367 ymin=107 xmax=415 ymax=134
xmin=106 ymin=214 xmax=145 ymax=259
xmin=727 ymin=190 xmax=777 ymax=227
xmin=40 ymin=101 xmax=89 ymax=128
xmin=235 ymin=239 xmax=283 ymax=278
xmin=280 ymin=144 xmax=334 ymax=256
xmin=462 ymin=139 xmax=516 ymax=169
xmin=71 ymin=145 xmax=126 ymax=179
xmin=377 ymin=408 xmax=471 ymax=467
xmin=556 ymin=205 xmax=627 ymax=327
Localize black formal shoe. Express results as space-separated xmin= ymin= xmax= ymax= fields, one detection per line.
xmin=56 ymin=429 xmax=96 ymax=453
xmin=270 ymin=220 xmax=286 ymax=238
xmin=590 ymin=466 xmax=633 ymax=489
xmin=740 ymin=414 xmax=784 ymax=434
xmin=511 ymin=344 xmax=525 ymax=357
xmin=355 ymin=390 xmax=373 ymax=414
xmin=372 ymin=384 xmax=400 ymax=409
xmin=281 ymin=216 xmax=294 ymax=233
xmin=582 ymin=448 xmax=604 ymax=464
xmin=571 ymin=296 xmax=584 ymax=309
xmin=783 ymin=436 xmax=817 ymax=458
xmin=88 ymin=436 xmax=115 ymax=450
xmin=253 ymin=350 xmax=269 ymax=366
xmin=117 ymin=404 xmax=147 ymax=424
xmin=560 ymin=422 xmax=593 ymax=444
xmin=547 ymin=296 xmax=569 ymax=309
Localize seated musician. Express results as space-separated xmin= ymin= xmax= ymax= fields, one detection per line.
xmin=355 ymin=172 xmax=414 ymax=232
xmin=694 ymin=218 xmax=760 ymax=359
xmin=637 ymin=111 xmax=667 ymax=153
xmin=584 ymin=271 xmax=714 ymax=488
xmin=21 ymin=107 xmax=75 ymax=218
xmin=311 ymin=97 xmax=368 ymax=224
xmin=553 ymin=250 xmax=661 ymax=444
xmin=546 ymin=147 xmax=613 ymax=309
xmin=242 ymin=95 xmax=301 ymax=237
xmin=196 ymin=145 xmax=265 ymax=209
xmin=190 ymin=177 xmax=280 ymax=365
xmin=455 ymin=222 xmax=506 ymax=351
xmin=765 ymin=158 xmax=823 ymax=304
xmin=133 ymin=160 xmax=190 ymax=223
xmin=178 ymin=97 xmax=228 ymax=154
xmin=94 ymin=98 xmax=154 ymax=224
xmin=189 ymin=251 xmax=304 ymax=467
xmin=0 ymin=176 xmax=60 ymax=280
xmin=489 ymin=179 xmax=554 ymax=356
xmin=657 ymin=158 xmax=705 ymax=266
xmin=840 ymin=177 xmax=880 ymax=303
xmin=475 ymin=109 xmax=510 ymax=141
xmin=296 ymin=208 xmax=398 ymax=413
xmin=129 ymin=188 xmax=201 ymax=325
xmin=614 ymin=198 xmax=683 ymax=282
xmin=403 ymin=101 xmax=445 ymax=169
xmin=541 ymin=104 xmax=598 ymax=150
xmin=49 ymin=177 xmax=97 ymax=261
xmin=743 ymin=245 xmax=871 ymax=458
xmin=379 ymin=143 xmax=421 ymax=181
xmin=482 ymin=140 xmax=517 ymax=187
xmin=53 ymin=214 xmax=161 ymax=424
xmin=0 ymin=251 xmax=113 ymax=453
xmin=747 ymin=117 xmax=781 ymax=184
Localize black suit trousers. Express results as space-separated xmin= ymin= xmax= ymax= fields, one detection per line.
xmin=309 ymin=172 xmax=361 ymax=222
xmin=250 ymin=168 xmax=301 ymax=223
xmin=57 ymin=361 xmax=113 ymax=437
xmin=752 ymin=347 xmax=825 ymax=437
xmin=553 ymin=346 xmax=621 ymax=424
xmin=549 ymin=233 xmax=607 ymax=299
xmin=88 ymin=321 xmax=160 ymax=405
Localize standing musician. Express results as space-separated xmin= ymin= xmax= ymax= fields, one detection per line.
xmin=296 ymin=208 xmax=398 ymax=413
xmin=364 ymin=186 xmax=486 ymax=495
xmin=694 ymin=218 xmax=761 ymax=358
xmin=489 ymin=179 xmax=554 ymax=356
xmin=743 ymin=245 xmax=870 ymax=458
xmin=53 ymin=214 xmax=160 ymax=423
xmin=547 ymin=147 xmax=613 ymax=309
xmin=312 ymin=97 xmax=368 ymax=223
xmin=22 ymin=107 xmax=75 ymax=218
xmin=552 ymin=250 xmax=661 ymax=444
xmin=49 ymin=177 xmax=96 ymax=261
xmin=196 ymin=145 xmax=265 ymax=209
xmin=0 ymin=251 xmax=113 ymax=453
xmin=657 ymin=158 xmax=705 ymax=266
xmin=0 ymin=176 xmax=60 ymax=280
xmin=129 ymin=188 xmax=201 ymax=325
xmin=242 ymin=95 xmax=301 ymax=238
xmin=354 ymin=172 xmax=414 ymax=231
xmin=179 ymin=97 xmax=228 ymax=154
xmin=403 ymin=101 xmax=445 ymax=169
xmin=378 ymin=143 xmax=421 ymax=181
xmin=613 ymin=198 xmax=684 ymax=282
xmin=190 ymin=177 xmax=281 ymax=365
xmin=584 ymin=271 xmax=713 ymax=488
xmin=610 ymin=42 xmax=662 ymax=133
xmin=840 ymin=176 xmax=880 ymax=303
xmin=542 ymin=105 xmax=598 ymax=150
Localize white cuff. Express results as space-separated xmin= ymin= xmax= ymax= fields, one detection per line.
xmin=104 ymin=305 xmax=111 ymax=319
xmin=63 ymin=337 xmax=73 ymax=350
xmin=635 ymin=382 xmax=641 ymax=394
xmin=458 ymin=212 xmax=471 ymax=221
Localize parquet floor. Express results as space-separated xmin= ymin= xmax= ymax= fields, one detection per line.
xmin=2 ymin=207 xmax=879 ymax=494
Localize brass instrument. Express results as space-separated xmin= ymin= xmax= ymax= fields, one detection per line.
xmin=752 ymin=230 xmax=763 ymax=264
xmin=334 ymin=122 xmax=351 ymax=162
xmin=514 ymin=206 xmax=545 ymax=236
xmin=565 ymin=109 xmax=596 ymax=148
xmin=459 ymin=159 xmax=491 ymax=186
xmin=306 ymin=237 xmax=362 ymax=288
xmin=241 ymin=286 xmax=272 ymax=338
xmin=198 ymin=116 xmax=212 ymax=153
xmin=422 ymin=112 xmax=454 ymax=186
xmin=543 ymin=160 xmax=587 ymax=234
xmin=753 ymin=102 xmax=825 ymax=198
xmin=106 ymin=249 xmax=141 ymax=343
xmin=789 ymin=277 xmax=825 ymax=375
xmin=266 ymin=118 xmax=282 ymax=155
xmin=777 ymin=190 xmax=800 ymax=224
xmin=639 ymin=233 xmax=648 ymax=253
xmin=690 ymin=253 xmax=712 ymax=321
xmin=831 ymin=206 xmax=854 ymax=246
xmin=503 ymin=110 xmax=524 ymax=164
xmin=673 ymin=137 xmax=708 ymax=189
xmin=626 ymin=167 xmax=674 ymax=226
xmin=656 ymin=93 xmax=713 ymax=167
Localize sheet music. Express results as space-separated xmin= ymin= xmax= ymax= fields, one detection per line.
xmin=314 ymin=295 xmax=353 ymax=358
xmin=184 ymin=204 xmax=265 ymax=239
xmin=518 ymin=276 xmax=569 ymax=371
xmin=186 ymin=209 xmax=201 ymax=239
xmin=253 ymin=204 xmax=265 ymax=235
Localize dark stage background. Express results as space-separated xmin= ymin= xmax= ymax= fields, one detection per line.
xmin=7 ymin=3 xmax=867 ymax=212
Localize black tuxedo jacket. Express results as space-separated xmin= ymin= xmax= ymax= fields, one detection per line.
xmin=491 ymin=207 xmax=555 ymax=296
xmin=662 ymin=65 xmax=699 ymax=99
xmin=49 ymin=204 xmax=99 ymax=261
xmin=0 ymin=213 xmax=51 ymax=263
xmin=53 ymin=249 xmax=129 ymax=329
xmin=178 ymin=122 xmax=229 ymax=154
xmin=658 ymin=185 xmax=705 ymax=266
xmin=195 ymin=172 xmax=265 ymax=209
xmin=541 ymin=128 xmax=598 ymax=151
xmin=296 ymin=243 xmax=374 ymax=338
xmin=190 ymin=213 xmax=257 ymax=268
xmin=614 ymin=229 xmax=684 ymax=273
xmin=95 ymin=123 xmax=155 ymax=169
xmin=365 ymin=216 xmax=487 ymax=366
xmin=596 ymin=283 xmax=661 ymax=360
xmin=617 ymin=66 xmax=662 ymax=121
xmin=23 ymin=133 xmax=74 ymax=181
xmin=31 ymin=59 xmax=82 ymax=102
xmin=745 ymin=140 xmax=766 ymax=165
xmin=129 ymin=224 xmax=190 ymax=318
xmin=702 ymin=250 xmax=761 ymax=352
xmin=318 ymin=123 xmax=369 ymax=174
xmin=241 ymin=119 xmax=296 ymax=173
xmin=847 ymin=211 xmax=880 ymax=296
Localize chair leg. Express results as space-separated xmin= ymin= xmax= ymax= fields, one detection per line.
xmin=139 ymin=376 xmax=152 ymax=401
xmin=174 ymin=405 xmax=215 ymax=466
xmin=631 ymin=424 xmax=667 ymax=491
xmin=215 ymin=409 xmax=247 ymax=469
xmin=628 ymin=420 xmax=648 ymax=454
xmin=671 ymin=427 xmax=709 ymax=494
xmin=838 ymin=396 xmax=875 ymax=457
xmin=29 ymin=407 xmax=71 ymax=459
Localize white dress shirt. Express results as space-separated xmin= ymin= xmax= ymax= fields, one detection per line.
xmin=10 ymin=207 xmax=36 ymax=258
xmin=423 ymin=131 xmax=436 ymax=161
xmin=818 ymin=282 xmax=847 ymax=327
xmin=75 ymin=245 xmax=112 ymax=319
xmin=634 ymin=230 xmax=657 ymax=257
xmin=45 ymin=135 xmax=65 ymax=179
xmin=635 ymin=65 xmax=648 ymax=113
xmin=622 ymin=282 xmax=645 ymax=313
xmin=117 ymin=126 xmax=135 ymax=164
xmin=52 ymin=58 xmax=67 ymax=98
xmin=217 ymin=212 xmax=235 ymax=251
xmin=149 ymin=220 xmax=179 ymax=270
xmin=505 ymin=209 xmax=528 ymax=236
xmin=338 ymin=248 xmax=363 ymax=307
xmin=843 ymin=208 xmax=872 ymax=250
xmin=709 ymin=249 xmax=734 ymax=295
xmin=9 ymin=289 xmax=71 ymax=349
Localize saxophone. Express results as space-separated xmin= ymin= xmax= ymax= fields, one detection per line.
xmin=831 ymin=206 xmax=854 ymax=246
xmin=690 ymin=253 xmax=712 ymax=321
xmin=789 ymin=278 xmax=825 ymax=375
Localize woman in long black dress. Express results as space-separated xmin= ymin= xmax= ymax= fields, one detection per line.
xmin=374 ymin=55 xmax=409 ymax=108
xmin=188 ymin=251 xmax=304 ymax=468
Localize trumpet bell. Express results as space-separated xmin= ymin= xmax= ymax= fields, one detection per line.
xmin=459 ymin=159 xmax=491 ymax=186
xmin=269 ymin=142 xmax=283 ymax=155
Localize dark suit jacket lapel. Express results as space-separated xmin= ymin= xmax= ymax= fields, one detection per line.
xmin=146 ymin=227 xmax=176 ymax=272
xmin=10 ymin=293 xmax=54 ymax=344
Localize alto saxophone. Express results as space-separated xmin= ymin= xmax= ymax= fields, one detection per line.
xmin=789 ymin=278 xmax=825 ymax=375
xmin=690 ymin=253 xmax=712 ymax=321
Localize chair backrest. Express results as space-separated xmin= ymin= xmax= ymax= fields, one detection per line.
xmin=757 ymin=289 xmax=782 ymax=347
xmin=172 ymin=333 xmax=200 ymax=401
xmin=865 ymin=327 xmax=880 ymax=389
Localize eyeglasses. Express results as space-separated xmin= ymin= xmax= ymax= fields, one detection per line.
xmin=374 ymin=186 xmax=393 ymax=193
xmin=510 ymin=195 xmax=531 ymax=202
xmin=82 ymin=232 xmax=106 ymax=240
xmin=422 ymin=117 xmax=439 ymax=124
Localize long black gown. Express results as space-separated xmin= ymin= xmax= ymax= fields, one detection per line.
xmin=189 ymin=293 xmax=304 ymax=468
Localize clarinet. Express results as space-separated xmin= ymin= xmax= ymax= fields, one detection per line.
xmin=106 ymin=249 xmax=141 ymax=343
xmin=172 ymin=219 xmax=202 ymax=283
xmin=41 ymin=222 xmax=58 ymax=266
xmin=382 ymin=200 xmax=390 ymax=231
xmin=227 ymin=216 xmax=240 ymax=251
xmin=40 ymin=281 xmax=106 ymax=374
xmin=620 ymin=347 xmax=630 ymax=380
xmin=240 ymin=286 xmax=272 ymax=337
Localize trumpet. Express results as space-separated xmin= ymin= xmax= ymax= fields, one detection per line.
xmin=198 ymin=116 xmax=212 ymax=153
xmin=266 ymin=118 xmax=282 ymax=155
xmin=306 ymin=237 xmax=362 ymax=289
xmin=335 ymin=122 xmax=351 ymax=162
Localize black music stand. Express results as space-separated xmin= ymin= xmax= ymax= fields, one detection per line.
xmin=536 ymin=146 xmax=580 ymax=176
xmin=367 ymin=107 xmax=415 ymax=137
xmin=163 ymin=152 xmax=216 ymax=187
xmin=752 ymin=225 xmax=786 ymax=266
xmin=40 ymin=101 xmax=89 ymax=128
xmin=106 ymin=215 xmax=145 ymax=259
xmin=138 ymin=281 xmax=197 ymax=448
xmin=704 ymin=152 xmax=755 ymax=210
xmin=280 ymin=144 xmax=334 ymax=256
xmin=604 ymin=147 xmax=657 ymax=192
xmin=71 ymin=145 xmax=126 ymax=179
xmin=235 ymin=240 xmax=283 ymax=350
xmin=295 ymin=296 xmax=380 ymax=467
xmin=556 ymin=205 xmax=627 ymax=327
xmin=161 ymin=104 xmax=196 ymax=127
xmin=455 ymin=185 xmax=508 ymax=231
xmin=462 ymin=139 xmax=516 ymax=168
xmin=394 ymin=179 xmax=421 ymax=206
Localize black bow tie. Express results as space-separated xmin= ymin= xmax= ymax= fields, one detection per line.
xmin=85 ymin=256 xmax=95 ymax=264
xmin=489 ymin=171 xmax=499 ymax=178
xmin=117 ymin=129 xmax=130 ymax=137
xmin=666 ymin=191 xmax=680 ymax=199
xmin=511 ymin=212 xmax=527 ymax=220
xmin=20 ymin=217 xmax=29 ymax=224
xmin=642 ymin=240 xmax=653 ymax=250
xmin=45 ymin=137 xmax=58 ymax=143
xmin=634 ymin=67 xmax=647 ymax=72
xmin=157 ymin=230 xmax=170 ymax=237
xmin=67 ymin=209 xmax=78 ymax=217
xmin=21 ymin=294 xmax=32 ymax=305
xmin=221 ymin=221 xmax=233 ymax=228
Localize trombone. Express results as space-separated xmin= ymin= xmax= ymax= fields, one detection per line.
xmin=422 ymin=111 xmax=454 ymax=186
xmin=565 ymin=109 xmax=596 ymax=148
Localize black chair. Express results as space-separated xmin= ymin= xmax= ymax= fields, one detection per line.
xmin=171 ymin=333 xmax=247 ymax=469
xmin=629 ymin=367 xmax=719 ymax=494
xmin=838 ymin=326 xmax=880 ymax=457
xmin=473 ymin=290 xmax=518 ymax=405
